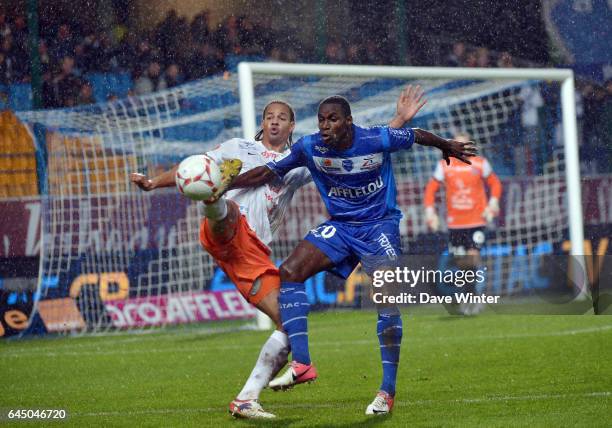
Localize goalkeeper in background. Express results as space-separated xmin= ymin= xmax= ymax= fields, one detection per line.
xmin=424 ymin=132 xmax=502 ymax=314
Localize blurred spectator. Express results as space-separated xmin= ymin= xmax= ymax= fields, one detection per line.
xmin=10 ymin=15 xmax=29 ymax=80
xmin=187 ymin=42 xmax=224 ymax=79
xmin=155 ymin=10 xmax=180 ymax=60
xmin=11 ymin=15 xmax=28 ymax=49
xmin=363 ymin=40 xmax=382 ymax=65
xmin=497 ymin=51 xmax=514 ymax=68
xmin=1 ymin=36 xmax=16 ymax=82
xmin=464 ymin=50 xmax=478 ymax=67
xmin=325 ymin=39 xmax=346 ymax=64
xmin=190 ymin=10 xmax=210 ymax=44
xmin=76 ymin=81 xmax=95 ymax=105
xmin=52 ymin=55 xmax=82 ymax=107
xmin=50 ymin=24 xmax=75 ymax=61
xmin=87 ymin=33 xmax=115 ymax=73
xmin=165 ymin=16 xmax=190 ymax=66
xmin=347 ymin=45 xmax=364 ymax=65
xmin=41 ymin=68 xmax=56 ymax=108
xmin=268 ymin=47 xmax=282 ymax=62
xmin=238 ymin=16 xmax=261 ymax=55
xmin=0 ymin=13 xmax=11 ymax=39
xmin=164 ymin=63 xmax=183 ymax=88
xmin=476 ymin=47 xmax=490 ymax=68
xmin=134 ymin=60 xmax=167 ymax=95
xmin=135 ymin=39 xmax=154 ymax=68
xmin=215 ymin=15 xmax=242 ymax=55
xmin=114 ymin=31 xmax=136 ymax=71
xmin=445 ymin=41 xmax=465 ymax=67
xmin=72 ymin=42 xmax=87 ymax=76
xmin=284 ymin=47 xmax=299 ymax=63
xmin=38 ymin=39 xmax=51 ymax=72
xmin=0 ymin=50 xmax=11 ymax=85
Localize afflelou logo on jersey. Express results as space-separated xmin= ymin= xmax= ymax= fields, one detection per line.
xmin=327 ymin=177 xmax=384 ymax=199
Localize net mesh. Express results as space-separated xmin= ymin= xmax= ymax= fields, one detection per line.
xmin=17 ymin=68 xmax=568 ymax=333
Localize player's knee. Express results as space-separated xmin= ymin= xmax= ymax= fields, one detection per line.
xmin=278 ymin=262 xmax=303 ymax=283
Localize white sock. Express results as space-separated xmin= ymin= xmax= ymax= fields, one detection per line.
xmin=202 ymin=198 xmax=227 ymax=220
xmin=236 ymin=330 xmax=289 ymax=401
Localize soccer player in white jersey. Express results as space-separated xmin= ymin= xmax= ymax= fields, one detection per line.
xmin=130 ymin=101 xmax=310 ymax=419
xmin=229 ymin=90 xmax=476 ymax=415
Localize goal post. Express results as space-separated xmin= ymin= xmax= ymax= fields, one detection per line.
xmin=238 ymin=62 xmax=586 ymax=298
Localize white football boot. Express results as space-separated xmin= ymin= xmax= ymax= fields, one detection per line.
xmin=365 ymin=391 xmax=395 ymax=415
xmin=229 ymin=399 xmax=275 ymax=419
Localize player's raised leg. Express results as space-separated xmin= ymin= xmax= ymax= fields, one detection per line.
xmin=268 ymin=240 xmax=334 ymax=390
xmin=198 ymin=168 xmax=290 ymax=418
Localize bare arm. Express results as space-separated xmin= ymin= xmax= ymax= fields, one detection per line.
xmin=414 ymin=129 xmax=477 ymax=165
xmin=229 ymin=165 xmax=277 ymax=190
xmin=130 ymin=165 xmax=178 ymax=191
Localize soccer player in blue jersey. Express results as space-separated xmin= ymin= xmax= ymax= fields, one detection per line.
xmin=230 ymin=86 xmax=476 ymax=414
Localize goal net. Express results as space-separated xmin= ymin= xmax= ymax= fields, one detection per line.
xmin=18 ymin=63 xmax=582 ymax=334
xmin=239 ymin=63 xmax=583 ymax=306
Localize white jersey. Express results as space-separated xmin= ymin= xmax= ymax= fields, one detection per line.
xmin=206 ymin=138 xmax=311 ymax=246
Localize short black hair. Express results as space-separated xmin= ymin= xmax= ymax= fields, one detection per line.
xmin=319 ymin=95 xmax=351 ymax=117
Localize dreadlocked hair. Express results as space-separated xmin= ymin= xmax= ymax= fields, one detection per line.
xmin=254 ymin=100 xmax=296 ymax=146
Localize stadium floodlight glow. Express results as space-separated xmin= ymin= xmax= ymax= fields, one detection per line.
xmin=239 ymin=62 xmax=586 ymax=298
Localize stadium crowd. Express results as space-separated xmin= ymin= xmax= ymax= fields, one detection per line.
xmin=0 ymin=9 xmax=610 ymax=171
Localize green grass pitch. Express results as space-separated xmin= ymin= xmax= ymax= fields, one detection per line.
xmin=2 ymin=309 xmax=611 ymax=427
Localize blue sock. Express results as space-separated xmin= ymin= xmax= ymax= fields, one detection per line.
xmin=279 ymin=282 xmax=311 ymax=365
xmin=377 ymin=312 xmax=402 ymax=396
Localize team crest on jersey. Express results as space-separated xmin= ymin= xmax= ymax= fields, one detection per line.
xmin=313 ymin=153 xmax=383 ymax=175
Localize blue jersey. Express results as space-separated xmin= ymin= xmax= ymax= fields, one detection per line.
xmin=267 ymin=124 xmax=415 ymax=223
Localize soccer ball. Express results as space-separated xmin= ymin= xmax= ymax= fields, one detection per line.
xmin=175 ymin=155 xmax=222 ymax=201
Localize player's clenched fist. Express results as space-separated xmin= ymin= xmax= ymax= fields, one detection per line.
xmin=130 ymin=173 xmax=155 ymax=191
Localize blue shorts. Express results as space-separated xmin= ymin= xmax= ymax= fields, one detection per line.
xmin=305 ymin=217 xmax=403 ymax=279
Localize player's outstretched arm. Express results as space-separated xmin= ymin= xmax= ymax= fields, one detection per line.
xmin=389 ymin=85 xmax=427 ymax=128
xmin=414 ymin=129 xmax=477 ymax=165
xmin=229 ymin=165 xmax=276 ymax=190
xmin=130 ymin=165 xmax=179 ymax=191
